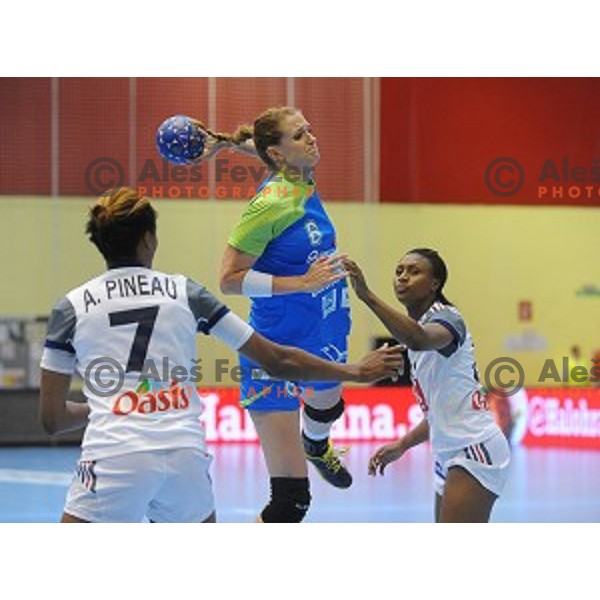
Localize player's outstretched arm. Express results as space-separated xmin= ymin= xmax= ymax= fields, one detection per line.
xmin=238 ymin=331 xmax=403 ymax=384
xmin=344 ymin=258 xmax=453 ymax=351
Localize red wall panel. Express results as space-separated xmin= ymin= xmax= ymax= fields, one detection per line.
xmin=136 ymin=78 xmax=209 ymax=200
xmin=380 ymin=78 xmax=600 ymax=206
xmin=213 ymin=78 xmax=286 ymax=200
xmin=295 ymin=78 xmax=364 ymax=201
xmin=7 ymin=78 xmax=596 ymax=206
xmin=59 ymin=78 xmax=130 ymax=196
xmin=0 ymin=78 xmax=51 ymax=194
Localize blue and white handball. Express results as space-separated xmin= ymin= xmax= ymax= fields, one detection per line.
xmin=155 ymin=115 xmax=206 ymax=165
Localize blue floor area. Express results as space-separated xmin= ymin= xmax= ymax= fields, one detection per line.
xmin=1 ymin=443 xmax=599 ymax=522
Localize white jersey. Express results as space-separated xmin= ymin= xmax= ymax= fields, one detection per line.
xmin=41 ymin=265 xmax=253 ymax=461
xmin=408 ymin=302 xmax=499 ymax=452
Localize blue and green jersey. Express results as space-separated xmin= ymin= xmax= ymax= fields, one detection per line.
xmin=228 ymin=172 xmax=351 ymax=346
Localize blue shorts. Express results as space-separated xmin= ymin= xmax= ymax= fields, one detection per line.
xmin=239 ymin=339 xmax=348 ymax=412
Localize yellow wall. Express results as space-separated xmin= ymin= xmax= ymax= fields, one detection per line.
xmin=1 ymin=196 xmax=599 ymax=385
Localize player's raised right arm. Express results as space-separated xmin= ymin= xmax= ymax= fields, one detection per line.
xmin=344 ymin=258 xmax=453 ymax=351
xmin=188 ymin=119 xmax=258 ymax=161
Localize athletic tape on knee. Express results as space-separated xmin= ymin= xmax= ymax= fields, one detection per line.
xmin=303 ymin=397 xmax=345 ymax=424
xmin=260 ymin=477 xmax=311 ymax=523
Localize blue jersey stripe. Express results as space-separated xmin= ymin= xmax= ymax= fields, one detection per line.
xmin=44 ymin=339 xmax=75 ymax=354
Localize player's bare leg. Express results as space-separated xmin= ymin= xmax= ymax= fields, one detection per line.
xmin=438 ymin=466 xmax=497 ymax=523
xmin=60 ymin=512 xmax=88 ymax=523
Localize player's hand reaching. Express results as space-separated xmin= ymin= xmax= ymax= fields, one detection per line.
xmin=368 ymin=440 xmax=406 ymax=476
xmin=355 ymin=343 xmax=404 ymax=384
xmin=343 ymin=258 xmax=371 ymax=301
xmin=198 ymin=138 xmax=229 ymax=161
xmin=301 ymin=254 xmax=348 ymax=293
xmin=186 ymin=119 xmax=229 ymax=162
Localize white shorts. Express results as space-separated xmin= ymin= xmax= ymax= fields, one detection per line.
xmin=433 ymin=431 xmax=511 ymax=497
xmin=64 ymin=447 xmax=215 ymax=523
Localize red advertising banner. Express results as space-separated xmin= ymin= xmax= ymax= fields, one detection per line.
xmin=513 ymin=387 xmax=600 ymax=449
xmin=200 ymin=386 xmax=600 ymax=449
xmin=199 ymin=387 xmax=423 ymax=444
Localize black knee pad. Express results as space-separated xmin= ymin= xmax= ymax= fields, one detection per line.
xmin=303 ymin=397 xmax=345 ymax=424
xmin=260 ymin=477 xmax=311 ymax=523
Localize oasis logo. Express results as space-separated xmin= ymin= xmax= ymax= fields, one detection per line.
xmin=304 ymin=220 xmax=323 ymax=246
xmin=112 ymin=381 xmax=190 ymax=416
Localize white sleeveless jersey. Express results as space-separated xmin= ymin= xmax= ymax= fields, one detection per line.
xmin=40 ymin=266 xmax=253 ymax=461
xmin=408 ymin=302 xmax=499 ymax=452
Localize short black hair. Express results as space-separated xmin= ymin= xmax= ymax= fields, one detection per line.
xmin=407 ymin=248 xmax=452 ymax=305
xmin=86 ymin=188 xmax=157 ymax=263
